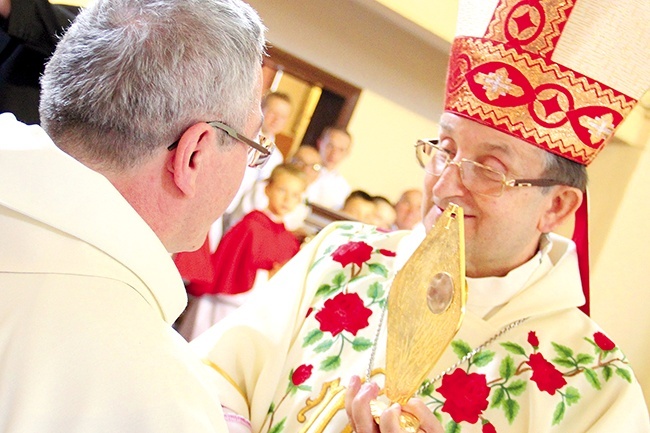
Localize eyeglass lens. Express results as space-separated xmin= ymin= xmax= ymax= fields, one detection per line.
xmin=417 ymin=142 xmax=506 ymax=197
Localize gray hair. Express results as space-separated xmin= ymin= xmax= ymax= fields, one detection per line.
xmin=543 ymin=151 xmax=588 ymax=192
xmin=40 ymin=0 xmax=266 ymax=169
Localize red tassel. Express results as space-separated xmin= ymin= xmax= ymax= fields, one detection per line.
xmin=572 ymin=192 xmax=590 ymax=316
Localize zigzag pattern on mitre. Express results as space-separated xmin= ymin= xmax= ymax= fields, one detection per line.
xmin=465 ymin=38 xmax=635 ymax=112
xmin=447 ymin=97 xmax=593 ymax=164
xmin=484 ymin=0 xmax=575 ymax=58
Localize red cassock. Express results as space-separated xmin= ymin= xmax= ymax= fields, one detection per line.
xmin=174 ymin=210 xmax=300 ymax=297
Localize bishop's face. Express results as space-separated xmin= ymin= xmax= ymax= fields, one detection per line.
xmin=422 ymin=113 xmax=555 ymax=278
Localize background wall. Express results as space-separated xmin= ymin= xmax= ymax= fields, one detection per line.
xmin=244 ymin=0 xmax=650 ymax=408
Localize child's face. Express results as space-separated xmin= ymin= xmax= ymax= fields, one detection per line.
xmin=265 ymin=173 xmax=305 ymax=218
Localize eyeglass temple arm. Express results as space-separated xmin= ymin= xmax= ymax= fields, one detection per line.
xmin=208 ymin=121 xmax=271 ymax=155
xmin=510 ymin=178 xmax=563 ymax=187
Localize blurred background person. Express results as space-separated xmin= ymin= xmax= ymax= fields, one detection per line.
xmin=0 ymin=0 xmax=80 ymax=124
xmin=230 ymin=91 xmax=293 ymax=208
xmin=228 ymin=144 xmax=321 ymax=231
xmin=341 ymin=189 xmax=376 ymax=224
xmin=393 ymin=188 xmax=422 ymax=230
xmin=372 ymin=195 xmax=396 ymax=230
xmin=308 ymin=126 xmax=353 ymax=210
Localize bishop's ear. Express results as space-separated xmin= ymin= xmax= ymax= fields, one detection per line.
xmin=167 ymin=123 xmax=214 ymax=197
xmin=538 ymin=186 xmax=583 ymax=234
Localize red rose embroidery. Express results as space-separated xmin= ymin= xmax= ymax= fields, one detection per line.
xmin=436 ymin=368 xmax=489 ymax=423
xmin=594 ymin=332 xmax=616 ymax=351
xmin=527 ymin=331 xmax=539 ymax=348
xmin=378 ymin=248 xmax=396 ymax=257
xmin=482 ymin=422 xmax=497 ymax=433
xmin=291 ymin=364 xmax=313 ymax=386
xmin=528 ymin=352 xmax=567 ymax=395
xmin=331 ymin=241 xmax=373 ymax=268
xmin=315 ymin=292 xmax=372 ymax=337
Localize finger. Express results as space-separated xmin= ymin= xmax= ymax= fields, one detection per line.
xmin=377 ymin=403 xmax=405 ymax=433
xmin=347 ymin=380 xmax=381 ymax=433
xmin=402 ymin=399 xmax=443 ymax=433
xmin=344 ymin=375 xmax=362 ymax=421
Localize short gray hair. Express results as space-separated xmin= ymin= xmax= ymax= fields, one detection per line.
xmin=543 ymin=151 xmax=588 ymax=192
xmin=40 ymin=0 xmax=266 ymax=169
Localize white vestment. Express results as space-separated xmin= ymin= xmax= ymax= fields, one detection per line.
xmin=0 ymin=114 xmax=229 ymax=432
xmin=305 ymin=167 xmax=351 ymax=210
xmin=193 ymin=222 xmax=650 ymax=432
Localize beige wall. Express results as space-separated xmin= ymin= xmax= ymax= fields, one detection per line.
xmin=245 ymin=0 xmax=650 ymax=406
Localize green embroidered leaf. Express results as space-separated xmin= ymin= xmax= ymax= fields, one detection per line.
xmin=500 ymin=342 xmax=527 ymax=356
xmin=564 ymin=386 xmax=580 ymax=406
xmin=552 ymin=342 xmax=574 ymax=358
xmin=339 ymin=224 xmax=355 ymax=230
xmin=268 ymin=402 xmax=275 ymax=414
xmin=552 ymin=401 xmax=566 ymax=425
xmin=503 ymin=398 xmax=520 ymax=424
xmin=368 ymin=262 xmax=389 ymax=277
xmin=584 ymin=368 xmax=602 ymax=390
xmin=490 ymin=386 xmax=505 ymax=408
xmin=313 ymin=339 xmax=334 ymax=353
xmin=320 ymin=355 xmax=341 ymax=371
xmin=269 ymin=417 xmax=286 ymax=433
xmin=472 ymin=350 xmax=495 ymax=367
xmin=451 ymin=340 xmax=472 ymax=359
xmin=506 ymin=379 xmax=527 ymax=396
xmin=303 ymin=329 xmax=323 ymax=347
xmin=419 ymin=380 xmax=435 ymax=397
xmin=351 ymin=337 xmax=373 ymax=351
xmin=332 ymin=271 xmax=346 ymax=287
xmin=602 ymin=365 xmax=613 ymax=381
xmin=615 ymin=367 xmax=633 ymax=383
xmin=315 ymin=284 xmax=332 ymax=298
xmin=499 ymin=355 xmax=516 ymax=381
xmin=445 ymin=420 xmax=461 ymax=433
xmin=309 ymin=244 xmax=336 ymax=270
xmin=575 ymin=353 xmax=595 ymax=365
xmin=434 ymin=411 xmax=443 ymax=423
xmin=297 ymin=385 xmax=312 ymax=392
xmin=552 ymin=357 xmax=577 ymax=369
xmin=378 ymin=298 xmax=387 ymax=309
xmin=367 ymin=282 xmax=385 ymax=300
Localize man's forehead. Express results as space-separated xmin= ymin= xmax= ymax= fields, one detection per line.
xmin=438 ymin=114 xmax=545 ymax=161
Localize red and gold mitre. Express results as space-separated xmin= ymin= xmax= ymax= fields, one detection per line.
xmin=445 ymin=0 xmax=650 ymax=165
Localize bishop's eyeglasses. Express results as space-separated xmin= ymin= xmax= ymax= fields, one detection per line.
xmin=415 ymin=138 xmax=562 ymax=197
xmin=168 ymin=120 xmax=275 ymax=168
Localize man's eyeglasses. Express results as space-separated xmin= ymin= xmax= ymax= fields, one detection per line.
xmin=167 ymin=120 xmax=275 ymax=168
xmin=415 ymin=138 xmax=562 ymax=197
xmin=290 ymin=157 xmax=322 ymax=173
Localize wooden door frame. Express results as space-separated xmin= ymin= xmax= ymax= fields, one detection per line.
xmin=262 ymin=46 xmax=361 ymax=128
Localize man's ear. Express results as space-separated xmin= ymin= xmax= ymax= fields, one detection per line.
xmin=167 ymin=123 xmax=213 ymax=197
xmin=538 ymin=186 xmax=583 ymax=233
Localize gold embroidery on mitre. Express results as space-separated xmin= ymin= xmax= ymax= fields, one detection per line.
xmin=474 ymin=67 xmax=524 ymax=101
xmin=485 ymin=0 xmax=576 ymax=58
xmin=444 ymin=37 xmax=636 ymax=165
xmin=579 ymin=113 xmax=616 ymax=145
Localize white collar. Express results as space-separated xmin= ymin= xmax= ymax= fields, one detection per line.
xmin=395 ymin=226 xmax=554 ymax=319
